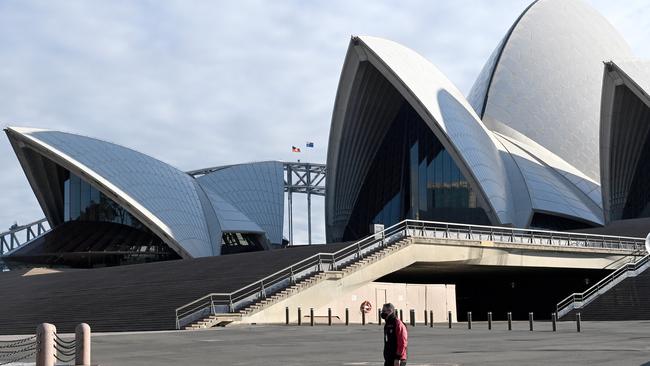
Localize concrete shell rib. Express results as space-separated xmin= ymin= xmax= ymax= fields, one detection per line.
xmin=600 ymin=60 xmax=650 ymax=222
xmin=5 ymin=127 xmax=217 ymax=258
xmin=468 ymin=0 xmax=633 ymax=184
xmin=326 ymin=35 xmax=520 ymax=241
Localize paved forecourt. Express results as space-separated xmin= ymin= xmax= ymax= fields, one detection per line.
xmin=84 ymin=321 xmax=650 ymax=365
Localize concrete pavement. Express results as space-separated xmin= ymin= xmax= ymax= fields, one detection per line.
xmin=88 ymin=321 xmax=650 ymax=365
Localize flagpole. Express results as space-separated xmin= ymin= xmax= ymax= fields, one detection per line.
xmin=307 ymin=163 xmax=312 ymax=245
xmin=287 ymin=164 xmax=293 ymax=245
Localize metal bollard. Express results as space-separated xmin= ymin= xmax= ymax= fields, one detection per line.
xmin=310 ymin=308 xmax=314 ymax=326
xmin=488 ymin=312 xmax=492 ymax=330
xmin=507 ymin=312 xmax=512 ymax=331
xmin=429 ymin=310 xmax=434 ymax=328
xmin=75 ymin=323 xmax=91 ymax=366
xmin=378 ymin=309 xmax=382 ymax=325
xmin=410 ymin=309 xmax=415 ymax=327
xmin=328 ymin=308 xmax=332 ymax=326
xmin=36 ymin=323 xmax=56 ymax=366
xmin=400 ymin=309 xmax=403 ymax=321
xmin=286 ymin=307 xmax=290 ymax=325
xmin=576 ymin=313 xmax=581 ymax=332
xmin=448 ymin=311 xmax=452 ymax=329
xmin=298 ymin=307 xmax=302 ymax=326
xmin=529 ymin=312 xmax=534 ymax=331
xmin=424 ymin=310 xmax=428 ymax=326
xmin=552 ymin=313 xmax=557 ymax=332
xmin=362 ymin=310 xmax=366 ymax=325
xmin=345 ymin=308 xmax=349 ymax=326
xmin=467 ymin=312 xmax=472 ymax=329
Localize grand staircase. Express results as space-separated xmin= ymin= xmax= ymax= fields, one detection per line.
xmin=183 ymin=237 xmax=412 ymax=329
xmin=557 ymin=253 xmax=650 ymax=320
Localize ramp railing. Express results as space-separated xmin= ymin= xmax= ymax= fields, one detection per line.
xmin=175 ymin=219 xmax=646 ymax=329
xmin=557 ymin=253 xmax=650 ymax=318
xmin=1 ymin=218 xmax=50 ymax=256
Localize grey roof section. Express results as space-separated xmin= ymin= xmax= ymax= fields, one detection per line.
xmin=496 ymin=135 xmax=604 ymax=225
xmin=197 ymin=161 xmax=285 ymax=245
xmin=468 ymin=0 xmax=633 ymax=182
xmin=6 ymin=127 xmax=218 ymax=258
xmin=201 ymin=188 xmax=265 ymax=234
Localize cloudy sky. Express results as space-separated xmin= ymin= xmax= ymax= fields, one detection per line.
xmin=0 ymin=0 xmax=648 ymax=244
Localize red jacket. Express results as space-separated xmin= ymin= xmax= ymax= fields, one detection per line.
xmin=383 ymin=316 xmax=408 ymax=360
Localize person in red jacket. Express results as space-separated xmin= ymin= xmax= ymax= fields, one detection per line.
xmin=381 ymin=303 xmax=408 ymax=366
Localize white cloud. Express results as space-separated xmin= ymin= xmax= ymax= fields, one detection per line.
xmin=0 ymin=0 xmax=646 ymax=244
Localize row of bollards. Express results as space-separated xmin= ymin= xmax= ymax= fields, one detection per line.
xmin=284 ymin=306 xmax=582 ymax=332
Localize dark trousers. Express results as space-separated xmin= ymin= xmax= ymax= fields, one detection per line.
xmin=384 ymin=361 xmax=406 ymax=366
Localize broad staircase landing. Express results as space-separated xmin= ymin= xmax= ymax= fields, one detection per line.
xmin=0 ymin=243 xmax=349 ymax=334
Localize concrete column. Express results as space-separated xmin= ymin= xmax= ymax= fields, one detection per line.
xmin=36 ymin=323 xmax=56 ymax=366
xmin=75 ymin=323 xmax=91 ymax=366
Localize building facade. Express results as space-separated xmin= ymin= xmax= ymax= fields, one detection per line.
xmin=4 ymin=127 xmax=285 ymax=267
xmin=325 ymin=0 xmax=649 ymax=242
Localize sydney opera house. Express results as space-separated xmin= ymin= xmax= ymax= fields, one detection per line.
xmin=3 ymin=0 xmax=649 ymax=269
xmin=326 ymin=0 xmax=650 ymax=242
xmin=1 ymin=0 xmax=649 ymax=335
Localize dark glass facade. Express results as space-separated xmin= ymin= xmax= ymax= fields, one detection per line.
xmin=63 ymin=173 xmax=144 ymax=229
xmin=609 ymin=85 xmax=650 ymax=221
xmin=529 ymin=213 xmax=591 ymax=231
xmin=343 ymin=100 xmax=491 ymax=241
xmin=221 ymin=232 xmax=265 ymax=254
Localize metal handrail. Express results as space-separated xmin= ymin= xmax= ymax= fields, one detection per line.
xmin=1 ymin=218 xmax=50 ymax=256
xmin=556 ymin=253 xmax=650 ymax=317
xmin=174 ymin=221 xmax=408 ymax=328
xmin=175 ymin=219 xmax=646 ymax=328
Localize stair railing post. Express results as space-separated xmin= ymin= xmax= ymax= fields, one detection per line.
xmin=331 ymin=254 xmax=337 ymax=271
xmin=260 ymin=280 xmax=266 ymax=299
xmin=229 ymin=295 xmax=234 ymax=313
xmin=356 ymin=242 xmax=361 ymax=259
xmin=290 ymin=267 xmax=295 ymax=285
